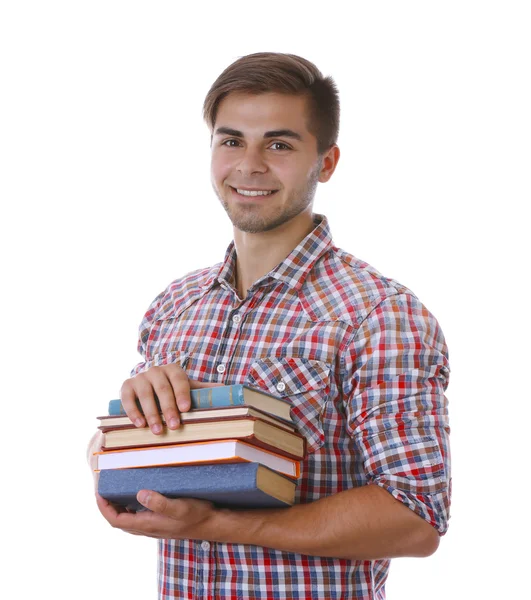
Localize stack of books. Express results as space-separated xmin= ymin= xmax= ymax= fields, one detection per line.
xmin=94 ymin=384 xmax=305 ymax=511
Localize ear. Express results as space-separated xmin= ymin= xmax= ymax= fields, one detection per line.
xmin=318 ymin=145 xmax=340 ymax=183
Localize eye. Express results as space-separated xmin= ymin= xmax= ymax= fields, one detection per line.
xmin=269 ymin=142 xmax=290 ymax=151
xmin=221 ymin=139 xmax=241 ymax=148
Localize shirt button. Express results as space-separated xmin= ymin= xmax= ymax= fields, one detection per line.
xmin=276 ymin=381 xmax=286 ymax=392
xmin=216 ymin=364 xmax=226 ymax=374
xmin=232 ymin=313 xmax=241 ymax=324
xmin=201 ymin=541 xmax=210 ymax=551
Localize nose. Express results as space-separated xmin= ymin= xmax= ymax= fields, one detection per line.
xmin=236 ymin=147 xmax=267 ymax=177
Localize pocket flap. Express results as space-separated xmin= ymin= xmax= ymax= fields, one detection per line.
xmin=246 ymin=357 xmax=330 ymax=453
xmin=246 ymin=357 xmax=329 ymax=397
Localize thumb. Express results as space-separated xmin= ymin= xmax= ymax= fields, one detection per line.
xmin=137 ymin=491 xmax=196 ymax=518
xmin=137 ymin=490 xmax=170 ymax=513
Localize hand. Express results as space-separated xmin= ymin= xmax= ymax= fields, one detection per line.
xmin=120 ymin=363 xmax=222 ymax=434
xmin=96 ymin=490 xmax=218 ymax=540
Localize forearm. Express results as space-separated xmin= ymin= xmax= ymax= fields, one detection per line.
xmin=209 ymin=484 xmax=439 ymax=560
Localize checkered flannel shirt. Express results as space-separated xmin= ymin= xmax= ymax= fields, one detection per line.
xmin=131 ymin=214 xmax=451 ymax=599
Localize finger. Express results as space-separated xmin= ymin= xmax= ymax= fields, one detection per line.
xmin=153 ymin=365 xmax=189 ymax=429
xmin=164 ymin=365 xmax=193 ymax=414
xmin=136 ymin=490 xmax=194 ymax=518
xmin=97 ymin=493 xmax=151 ymax=529
xmin=96 ymin=492 xmax=122 ymax=523
xmin=120 ymin=379 xmax=147 ymax=428
xmin=137 ymin=490 xmax=169 ymax=514
xmin=131 ymin=373 xmax=166 ymax=434
xmin=137 ymin=490 xmax=212 ymax=517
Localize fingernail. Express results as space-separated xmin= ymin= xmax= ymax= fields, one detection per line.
xmin=169 ymin=417 xmax=179 ymax=428
xmin=135 ymin=418 xmax=144 ymax=427
xmin=138 ymin=491 xmax=150 ymax=505
xmin=177 ymin=395 xmax=190 ymax=411
xmin=151 ymin=424 xmax=162 ymax=434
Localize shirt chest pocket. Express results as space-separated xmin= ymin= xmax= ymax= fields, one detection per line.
xmin=245 ymin=357 xmax=331 ymax=454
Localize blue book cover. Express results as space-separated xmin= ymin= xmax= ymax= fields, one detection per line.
xmin=98 ymin=462 xmax=295 ymax=511
xmin=108 ymin=384 xmax=292 ymax=423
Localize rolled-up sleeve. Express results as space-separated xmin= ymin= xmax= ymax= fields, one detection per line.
xmin=344 ymin=293 xmax=451 ymax=534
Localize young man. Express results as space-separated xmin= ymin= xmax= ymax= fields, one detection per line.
xmin=94 ymin=52 xmax=451 ymax=599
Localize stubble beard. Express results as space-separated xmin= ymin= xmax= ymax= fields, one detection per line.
xmin=214 ymin=162 xmax=322 ymax=234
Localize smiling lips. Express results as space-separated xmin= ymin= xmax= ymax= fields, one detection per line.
xmin=230 ymin=186 xmax=279 ymax=197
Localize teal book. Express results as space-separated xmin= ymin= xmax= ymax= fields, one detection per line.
xmin=108 ymin=384 xmax=292 ymax=423
xmin=98 ymin=462 xmax=296 ymax=511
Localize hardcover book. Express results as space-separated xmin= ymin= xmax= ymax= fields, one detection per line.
xmin=98 ymin=462 xmax=296 ymax=511
xmin=100 ymin=415 xmax=305 ymax=459
xmin=95 ymin=438 xmax=300 ymax=478
xmin=98 ymin=405 xmax=296 ymax=432
xmin=108 ymin=383 xmax=292 ymax=424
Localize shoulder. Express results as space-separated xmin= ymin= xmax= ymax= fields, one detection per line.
xmin=300 ymin=246 xmax=415 ymax=326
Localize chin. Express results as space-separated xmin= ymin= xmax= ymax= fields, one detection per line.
xmin=231 ymin=207 xmax=312 ymax=235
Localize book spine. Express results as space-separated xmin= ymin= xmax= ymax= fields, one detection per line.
xmin=193 ymin=385 xmax=245 ymax=408
xmin=108 ymin=385 xmax=246 ymax=416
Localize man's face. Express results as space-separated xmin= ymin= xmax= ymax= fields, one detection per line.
xmin=210 ymin=92 xmax=324 ymax=234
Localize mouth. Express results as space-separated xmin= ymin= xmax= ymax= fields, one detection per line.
xmin=229 ymin=186 xmax=279 ymax=199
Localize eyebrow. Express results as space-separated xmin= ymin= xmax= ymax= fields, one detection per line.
xmin=214 ymin=127 xmax=303 ymax=141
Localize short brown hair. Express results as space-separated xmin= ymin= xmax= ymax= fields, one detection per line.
xmin=203 ymin=52 xmax=340 ymax=154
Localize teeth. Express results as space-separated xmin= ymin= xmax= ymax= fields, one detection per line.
xmin=236 ymin=189 xmax=274 ymax=197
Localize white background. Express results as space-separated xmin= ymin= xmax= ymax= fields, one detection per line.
xmin=1 ymin=1 xmax=529 ymax=598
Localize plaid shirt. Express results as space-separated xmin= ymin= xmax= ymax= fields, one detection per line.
xmin=131 ymin=214 xmax=451 ymax=600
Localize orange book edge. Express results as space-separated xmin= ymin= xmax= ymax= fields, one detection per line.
xmin=93 ymin=438 xmax=301 ymax=479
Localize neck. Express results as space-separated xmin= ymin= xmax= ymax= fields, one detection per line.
xmin=233 ymin=210 xmax=315 ymax=298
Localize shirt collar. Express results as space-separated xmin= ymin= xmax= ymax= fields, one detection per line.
xmin=202 ymin=214 xmax=334 ymax=293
